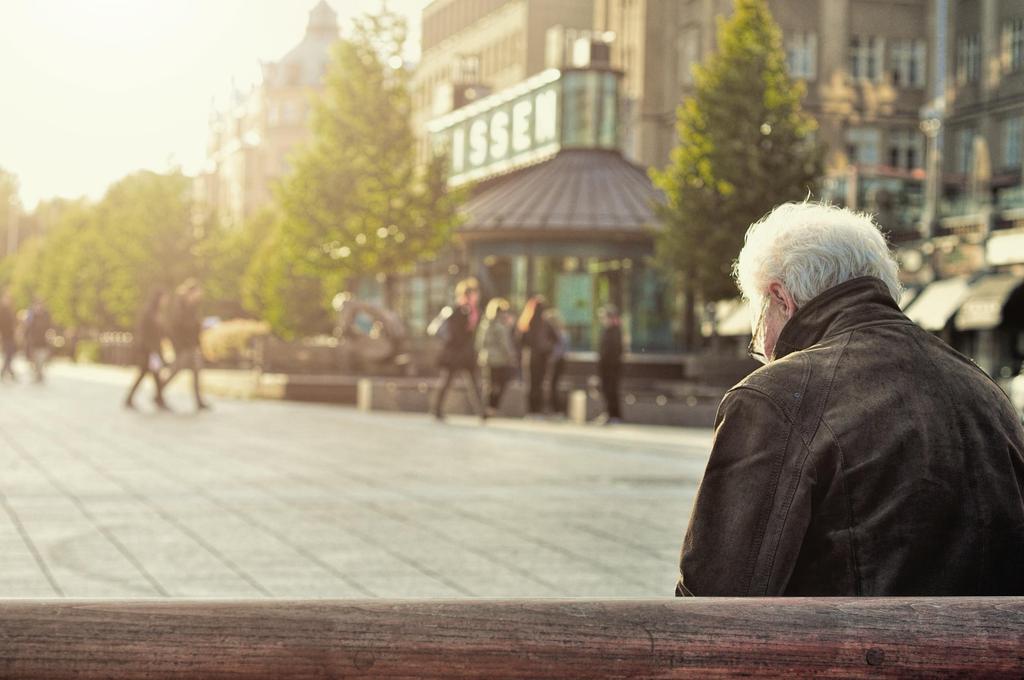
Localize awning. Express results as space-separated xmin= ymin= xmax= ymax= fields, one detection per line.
xmin=460 ymin=149 xmax=662 ymax=236
xmin=905 ymin=275 xmax=971 ymax=331
xmin=954 ymin=273 xmax=1024 ymax=331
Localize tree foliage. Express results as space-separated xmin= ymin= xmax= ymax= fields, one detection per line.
xmin=1 ymin=6 xmax=461 ymax=341
xmin=241 ymin=217 xmax=332 ymax=340
xmin=2 ymin=171 xmax=199 ymax=329
xmin=651 ymin=0 xmax=823 ymax=335
xmin=251 ymin=5 xmax=461 ymax=337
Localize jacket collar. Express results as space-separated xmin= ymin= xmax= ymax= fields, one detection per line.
xmin=772 ymin=276 xmax=905 ymax=361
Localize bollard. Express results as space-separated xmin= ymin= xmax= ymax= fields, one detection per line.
xmin=356 ymin=378 xmax=373 ymax=412
xmin=569 ymin=389 xmax=588 ymax=424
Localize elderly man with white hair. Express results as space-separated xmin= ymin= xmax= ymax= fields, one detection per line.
xmin=677 ymin=202 xmax=1024 ymax=596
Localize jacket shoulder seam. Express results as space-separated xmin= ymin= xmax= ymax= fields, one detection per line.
xmin=725 ymin=384 xmax=815 ymax=595
xmin=820 ymin=417 xmax=865 ymax=595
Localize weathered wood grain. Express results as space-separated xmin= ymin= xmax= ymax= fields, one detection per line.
xmin=0 ymin=598 xmax=1020 ymax=678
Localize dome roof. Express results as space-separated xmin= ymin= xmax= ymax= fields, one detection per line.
xmin=263 ymin=1 xmax=339 ymax=88
xmin=307 ymin=0 xmax=339 ymax=38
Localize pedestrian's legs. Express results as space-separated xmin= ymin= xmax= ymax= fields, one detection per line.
xmin=601 ymin=369 xmax=622 ymax=420
xmin=528 ymin=350 xmax=549 ymax=413
xmin=462 ymin=366 xmax=486 ymax=418
xmin=549 ymin=357 xmax=565 ymax=414
xmin=163 ymin=349 xmax=183 ymax=388
xmin=150 ymin=367 xmax=168 ymax=408
xmin=1 ymin=341 xmax=15 ymax=380
xmin=489 ymin=366 xmax=511 ymax=410
xmin=124 ymin=363 xmax=148 ymax=406
xmin=190 ymin=349 xmax=209 ymax=409
xmin=433 ymin=368 xmax=456 ymax=418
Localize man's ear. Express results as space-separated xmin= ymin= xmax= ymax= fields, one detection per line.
xmin=768 ymin=282 xmax=798 ymax=320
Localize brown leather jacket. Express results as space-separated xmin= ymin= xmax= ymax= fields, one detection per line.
xmin=678 ymin=276 xmax=1024 ymax=596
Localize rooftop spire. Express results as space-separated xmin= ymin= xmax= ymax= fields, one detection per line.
xmin=307 ymin=0 xmax=339 ymax=38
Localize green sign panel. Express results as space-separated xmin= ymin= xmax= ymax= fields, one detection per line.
xmin=428 ymin=68 xmax=621 ymax=187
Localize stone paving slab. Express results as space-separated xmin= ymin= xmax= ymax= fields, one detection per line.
xmin=0 ymin=361 xmax=713 ymax=598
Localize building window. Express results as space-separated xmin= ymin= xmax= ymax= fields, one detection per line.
xmin=846 ymin=127 xmax=881 ymax=166
xmin=1004 ymin=18 xmax=1024 ymax=72
xmin=957 ymin=34 xmax=981 ymax=83
xmin=282 ymin=100 xmax=298 ymax=124
xmin=786 ymin=32 xmax=817 ymax=80
xmin=887 ymin=129 xmax=923 ymax=170
xmin=850 ymin=35 xmax=884 ymax=82
xmin=1004 ymin=117 xmax=1023 ymax=169
xmin=956 ymin=127 xmax=977 ymax=174
xmin=891 ymin=39 xmax=927 ymax=88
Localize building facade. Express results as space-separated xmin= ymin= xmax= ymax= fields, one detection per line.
xmin=411 ymin=0 xmax=594 ymax=159
xmin=594 ymin=0 xmax=934 ymax=236
xmin=939 ymin=0 xmax=1024 ymax=233
xmin=896 ymin=0 xmax=1024 ymax=384
xmin=198 ymin=1 xmax=340 ymax=228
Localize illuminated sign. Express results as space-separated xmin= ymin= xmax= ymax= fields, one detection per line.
xmin=428 ymin=70 xmax=561 ymax=186
xmin=428 ymin=68 xmax=620 ymax=187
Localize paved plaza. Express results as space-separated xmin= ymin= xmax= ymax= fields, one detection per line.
xmin=0 ymin=363 xmax=713 ymax=599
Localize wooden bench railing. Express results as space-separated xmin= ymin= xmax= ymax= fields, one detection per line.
xmin=1 ymin=598 xmax=1021 ymax=678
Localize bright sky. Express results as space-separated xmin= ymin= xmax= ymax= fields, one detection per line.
xmin=0 ymin=0 xmax=430 ymax=209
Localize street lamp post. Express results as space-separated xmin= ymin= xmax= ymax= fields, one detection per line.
xmin=919 ymin=113 xmax=942 ymax=241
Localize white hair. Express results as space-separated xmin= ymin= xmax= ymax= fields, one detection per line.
xmin=734 ymin=202 xmax=902 ymax=308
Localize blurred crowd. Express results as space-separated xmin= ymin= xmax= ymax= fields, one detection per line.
xmin=430 ymin=277 xmax=623 ymax=424
xmin=123 ymin=279 xmax=210 ymax=412
xmin=0 ymin=290 xmax=56 ymax=384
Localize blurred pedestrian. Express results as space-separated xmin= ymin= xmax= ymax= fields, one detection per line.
xmin=545 ymin=308 xmax=569 ymax=415
xmin=430 ymin=277 xmax=486 ymax=421
xmin=163 ymin=279 xmax=210 ymax=411
xmin=124 ymin=289 xmax=170 ymax=411
xmin=517 ymin=296 xmax=557 ymax=415
xmin=0 ymin=289 xmax=17 ymax=382
xmin=477 ymin=297 xmax=518 ymax=416
xmin=597 ymin=305 xmax=623 ymax=423
xmin=23 ymin=298 xmax=51 ymax=383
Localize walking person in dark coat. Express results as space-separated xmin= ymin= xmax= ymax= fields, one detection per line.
xmin=597 ymin=305 xmax=623 ymax=423
xmin=477 ymin=297 xmax=518 ymax=416
xmin=517 ymin=296 xmax=557 ymax=415
xmin=545 ymin=309 xmax=569 ymax=415
xmin=163 ymin=279 xmax=210 ymax=411
xmin=124 ymin=289 xmax=170 ymax=410
xmin=23 ymin=299 xmax=51 ymax=383
xmin=431 ymin=277 xmax=486 ymax=421
xmin=0 ymin=289 xmax=17 ymax=382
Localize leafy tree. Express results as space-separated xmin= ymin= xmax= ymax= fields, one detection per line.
xmin=264 ymin=5 xmax=461 ymax=336
xmin=242 ymin=217 xmax=332 ymax=339
xmin=5 ymin=170 xmax=197 ymax=330
xmin=94 ymin=170 xmax=197 ymax=326
xmin=651 ymin=0 xmax=822 ymax=349
xmin=7 ymin=236 xmax=43 ymax=306
xmin=34 ymin=202 xmax=114 ymax=329
xmin=196 ymin=207 xmax=275 ymax=320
